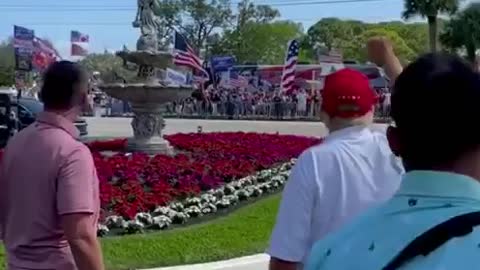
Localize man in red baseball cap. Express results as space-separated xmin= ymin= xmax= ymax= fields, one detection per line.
xmin=320 ymin=68 xmax=377 ymax=129
xmin=268 ymin=67 xmax=403 ymax=270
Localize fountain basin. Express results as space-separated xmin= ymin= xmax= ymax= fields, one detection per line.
xmin=100 ymin=83 xmax=193 ymax=104
xmin=99 ymin=84 xmax=194 ymax=155
xmin=116 ymin=50 xmax=174 ymax=68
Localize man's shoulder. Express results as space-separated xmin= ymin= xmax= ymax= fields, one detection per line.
xmin=299 ymin=142 xmax=339 ymax=163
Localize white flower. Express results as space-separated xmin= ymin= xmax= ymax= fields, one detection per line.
xmin=201 ymin=202 xmax=217 ymax=214
xmin=97 ymin=224 xmax=109 ymax=237
xmin=235 ymin=189 xmax=250 ymax=201
xmin=172 ymin=212 xmax=189 ymax=224
xmin=125 ymin=220 xmax=144 ymax=234
xmin=169 ymin=202 xmax=184 ymax=212
xmin=152 ymin=215 xmax=172 ymax=230
xmin=105 ymin=215 xmax=127 ymax=229
xmin=224 ymin=194 xmax=239 ymax=205
xmin=252 ymin=187 xmax=263 ymax=197
xmin=224 ymin=184 xmax=236 ymax=195
xmin=213 ymin=188 xmax=225 ymax=198
xmin=135 ymin=212 xmax=153 ymax=226
xmin=185 ymin=197 xmax=202 ymax=207
xmin=185 ymin=206 xmax=202 ymax=217
xmin=200 ymin=193 xmax=217 ymax=204
xmin=152 ymin=206 xmax=171 ymax=217
xmin=216 ymin=198 xmax=231 ymax=209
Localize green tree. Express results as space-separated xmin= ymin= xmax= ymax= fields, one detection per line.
xmin=356 ymin=29 xmax=416 ymax=63
xmin=304 ymin=18 xmax=428 ymax=62
xmin=377 ymin=21 xmax=429 ymax=54
xmin=306 ymin=18 xmax=365 ymax=51
xmin=0 ymin=39 xmax=14 ymax=87
xmin=164 ymin=0 xmax=233 ymax=53
xmin=440 ymin=3 xmax=480 ymax=63
xmin=211 ymin=21 xmax=304 ymax=64
xmin=402 ymin=0 xmax=460 ymax=52
xmin=79 ymin=53 xmax=137 ymax=83
xmin=235 ymin=0 xmax=280 ymax=28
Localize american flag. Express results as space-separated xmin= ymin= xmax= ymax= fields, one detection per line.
xmin=173 ymin=31 xmax=209 ymax=79
xmin=33 ymin=37 xmax=61 ymax=70
xmin=229 ymin=72 xmax=249 ymax=88
xmin=71 ymin=30 xmax=89 ymax=43
xmin=281 ymin=40 xmax=299 ymax=93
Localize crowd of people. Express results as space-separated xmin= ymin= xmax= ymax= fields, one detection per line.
xmin=145 ymin=87 xmax=391 ymax=120
xmin=3 ymin=36 xmax=477 ymax=270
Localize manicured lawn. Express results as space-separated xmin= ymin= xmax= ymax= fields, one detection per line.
xmin=0 ymin=194 xmax=280 ymax=270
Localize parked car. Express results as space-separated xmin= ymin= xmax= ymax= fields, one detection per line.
xmin=14 ymin=97 xmax=88 ymax=136
xmin=345 ymin=64 xmax=390 ymax=92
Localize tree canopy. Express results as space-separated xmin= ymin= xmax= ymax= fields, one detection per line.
xmin=440 ymin=3 xmax=480 ymax=63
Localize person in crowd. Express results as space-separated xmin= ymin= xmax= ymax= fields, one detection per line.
xmin=268 ymin=67 xmax=404 ymax=270
xmin=296 ymin=89 xmax=308 ymax=118
xmin=306 ymin=38 xmax=480 ymax=270
xmin=0 ymin=61 xmax=104 ymax=270
xmin=211 ymin=91 xmax=221 ymax=116
xmin=273 ymin=91 xmax=283 ymax=120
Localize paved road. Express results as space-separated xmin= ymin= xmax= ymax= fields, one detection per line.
xmin=85 ymin=117 xmax=387 ymax=139
xmin=85 ymin=117 xmax=387 ymax=270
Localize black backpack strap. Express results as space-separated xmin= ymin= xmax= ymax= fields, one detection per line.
xmin=383 ymin=211 xmax=480 ymax=270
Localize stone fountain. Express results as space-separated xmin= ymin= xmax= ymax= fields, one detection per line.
xmin=98 ymin=0 xmax=193 ymax=155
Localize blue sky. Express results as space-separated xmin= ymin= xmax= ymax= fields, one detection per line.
xmin=1 ymin=0 xmax=415 ymax=57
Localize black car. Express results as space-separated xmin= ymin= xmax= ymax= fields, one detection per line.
xmin=345 ymin=64 xmax=390 ymax=91
xmin=15 ymin=97 xmax=88 ymax=136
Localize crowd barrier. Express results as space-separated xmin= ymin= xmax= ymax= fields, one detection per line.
xmin=93 ymin=100 xmax=391 ymax=122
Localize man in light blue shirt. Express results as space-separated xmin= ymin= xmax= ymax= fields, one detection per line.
xmin=306 ymin=39 xmax=480 ymax=270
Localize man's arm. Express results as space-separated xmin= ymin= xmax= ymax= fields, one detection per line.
xmin=57 ymin=146 xmax=104 ymax=270
xmin=267 ymin=151 xmax=324 ymax=270
xmin=367 ymin=37 xmax=403 ymax=83
xmin=61 ymin=214 xmax=104 ymax=270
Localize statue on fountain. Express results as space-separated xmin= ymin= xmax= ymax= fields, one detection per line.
xmin=97 ymin=0 xmax=194 ymax=155
xmin=133 ymin=0 xmax=163 ymax=52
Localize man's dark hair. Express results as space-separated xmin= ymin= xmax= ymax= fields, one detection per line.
xmin=391 ymin=53 xmax=480 ymax=170
xmin=40 ymin=61 xmax=88 ymax=110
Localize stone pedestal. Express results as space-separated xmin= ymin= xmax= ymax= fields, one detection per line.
xmin=127 ymin=103 xmax=173 ymax=155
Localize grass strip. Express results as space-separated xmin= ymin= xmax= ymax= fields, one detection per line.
xmin=0 ymin=194 xmax=280 ymax=270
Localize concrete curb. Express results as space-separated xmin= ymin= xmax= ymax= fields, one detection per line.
xmin=141 ymin=254 xmax=269 ymax=270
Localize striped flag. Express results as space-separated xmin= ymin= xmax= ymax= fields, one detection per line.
xmin=281 ymin=40 xmax=299 ymax=93
xmin=71 ymin=30 xmax=89 ymax=56
xmin=173 ymin=31 xmax=209 ymax=79
xmin=71 ymin=30 xmax=90 ymax=43
xmin=32 ymin=37 xmax=61 ymax=70
xmin=229 ymin=72 xmax=249 ymax=88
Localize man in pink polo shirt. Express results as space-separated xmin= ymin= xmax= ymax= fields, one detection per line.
xmin=0 ymin=61 xmax=104 ymax=270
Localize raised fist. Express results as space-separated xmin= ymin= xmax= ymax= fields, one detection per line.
xmin=367 ymin=37 xmax=394 ymax=66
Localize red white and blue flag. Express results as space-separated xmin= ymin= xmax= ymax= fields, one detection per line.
xmin=280 ymin=39 xmax=299 ymax=93
xmin=71 ymin=30 xmax=89 ymax=43
xmin=229 ymin=72 xmax=249 ymax=88
xmin=173 ymin=31 xmax=209 ymax=79
xmin=71 ymin=30 xmax=89 ymax=56
xmin=33 ymin=37 xmax=61 ymax=70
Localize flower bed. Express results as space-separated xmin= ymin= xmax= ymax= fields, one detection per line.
xmin=4 ymin=132 xmax=321 ymax=236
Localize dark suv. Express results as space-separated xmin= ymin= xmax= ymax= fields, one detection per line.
xmin=15 ymin=97 xmax=88 ymax=136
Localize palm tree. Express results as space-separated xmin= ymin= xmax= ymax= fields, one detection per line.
xmin=402 ymin=0 xmax=461 ymax=52
xmin=440 ymin=3 xmax=480 ymax=64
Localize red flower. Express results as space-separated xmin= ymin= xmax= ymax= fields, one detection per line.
xmin=1 ymin=133 xmax=321 ymax=220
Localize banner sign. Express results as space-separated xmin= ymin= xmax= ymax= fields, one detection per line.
xmin=14 ymin=25 xmax=34 ymax=71
xmin=14 ymin=71 xmax=27 ymax=90
xmin=166 ymin=68 xmax=187 ymax=86
xmin=211 ymin=56 xmax=235 ymax=72
xmin=15 ymin=47 xmax=33 ymax=71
